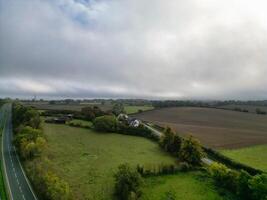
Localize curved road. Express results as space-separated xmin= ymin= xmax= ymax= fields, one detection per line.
xmin=1 ymin=104 xmax=37 ymax=200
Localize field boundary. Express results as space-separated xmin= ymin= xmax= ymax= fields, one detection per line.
xmin=149 ymin=122 xmax=263 ymax=175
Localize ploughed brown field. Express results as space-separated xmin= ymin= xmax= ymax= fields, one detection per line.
xmin=133 ymin=107 xmax=267 ymax=149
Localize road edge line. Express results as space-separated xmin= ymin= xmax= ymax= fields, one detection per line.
xmin=13 ymin=147 xmax=38 ymax=200
xmin=1 ymin=105 xmax=14 ymax=200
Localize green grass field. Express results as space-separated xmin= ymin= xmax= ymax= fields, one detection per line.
xmin=38 ymin=123 xmax=176 ymax=200
xmin=141 ymin=172 xmax=234 ymax=200
xmin=125 ymin=105 xmax=154 ymax=114
xmin=221 ymin=145 xmax=267 ymax=172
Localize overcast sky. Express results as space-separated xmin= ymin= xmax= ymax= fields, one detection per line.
xmin=1 ymin=0 xmax=267 ymax=100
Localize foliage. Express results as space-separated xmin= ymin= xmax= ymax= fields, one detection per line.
xmin=160 ymin=127 xmax=181 ymax=155
xmin=179 ymin=136 xmax=204 ymax=166
xmin=208 ymin=162 xmax=239 ymax=193
xmin=248 ymin=174 xmax=267 ymax=200
xmin=209 ymin=162 xmax=267 ymax=200
xmin=114 ymin=163 xmax=143 ymax=200
xmin=205 ymin=147 xmax=263 ymax=175
xmin=117 ymin=123 xmax=157 ymax=141
xmin=112 ymin=103 xmax=125 ymax=116
xmin=93 ymin=115 xmax=118 ymax=132
xmin=12 ymin=103 xmax=41 ymax=130
xmin=81 ymin=106 xmax=105 ymax=120
xmin=137 ymin=163 xmax=179 ymax=177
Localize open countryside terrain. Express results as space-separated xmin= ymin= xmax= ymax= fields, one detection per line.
xmin=221 ymin=145 xmax=267 ymax=172
xmin=133 ymin=107 xmax=267 ymax=149
xmin=27 ymin=123 xmax=177 ymax=200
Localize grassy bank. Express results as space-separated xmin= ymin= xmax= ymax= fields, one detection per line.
xmin=32 ymin=123 xmax=176 ymax=199
xmin=221 ymin=145 xmax=267 ymax=172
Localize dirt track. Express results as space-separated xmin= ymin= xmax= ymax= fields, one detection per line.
xmin=133 ymin=107 xmax=267 ymax=149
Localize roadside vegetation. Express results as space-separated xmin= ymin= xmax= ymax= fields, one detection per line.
xmin=12 ymin=103 xmax=71 ymax=200
xmin=221 ymin=145 xmax=267 ymax=172
xmin=0 ymin=105 xmax=8 ymax=200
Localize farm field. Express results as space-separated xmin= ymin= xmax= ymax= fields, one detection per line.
xmin=221 ymin=145 xmax=267 ymax=172
xmin=141 ymin=172 xmax=234 ymax=200
xmin=133 ymin=107 xmax=267 ymax=149
xmin=125 ymin=105 xmax=154 ymax=114
xmin=218 ymin=104 xmax=267 ymax=114
xmin=21 ymin=101 xmax=112 ymax=111
xmin=31 ymin=123 xmax=176 ymax=200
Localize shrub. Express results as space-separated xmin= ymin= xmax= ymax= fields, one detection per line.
xmin=248 ymin=173 xmax=267 ymax=200
xmin=93 ymin=115 xmax=118 ymax=132
xmin=237 ymin=170 xmax=252 ymax=200
xmin=114 ymin=163 xmax=143 ymax=200
xmin=159 ymin=127 xmax=182 ymax=155
xmin=209 ymin=162 xmax=239 ymax=193
xmin=179 ymin=136 xmax=204 ymax=166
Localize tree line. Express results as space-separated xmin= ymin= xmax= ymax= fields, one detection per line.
xmin=12 ymin=103 xmax=71 ymax=200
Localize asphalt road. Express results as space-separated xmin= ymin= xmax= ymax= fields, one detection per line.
xmin=1 ymin=104 xmax=37 ymax=200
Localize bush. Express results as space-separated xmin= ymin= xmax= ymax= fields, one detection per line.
xmin=117 ymin=123 xmax=157 ymax=141
xmin=137 ymin=164 xmax=179 ymax=177
xmin=114 ymin=163 xmax=143 ymax=200
xmin=159 ymin=127 xmax=182 ymax=155
xmin=93 ymin=115 xmax=118 ymax=132
xmin=179 ymin=136 xmax=204 ymax=166
xmin=237 ymin=170 xmax=252 ymax=200
xmin=248 ymin=174 xmax=267 ymax=200
xmin=209 ymin=162 xmax=239 ymax=193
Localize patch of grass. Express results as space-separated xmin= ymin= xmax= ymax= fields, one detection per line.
xmin=125 ymin=106 xmax=154 ymax=114
xmin=37 ymin=123 xmax=176 ymax=200
xmin=68 ymin=119 xmax=93 ymax=127
xmin=141 ymin=171 xmax=235 ymax=200
xmin=221 ymin=145 xmax=267 ymax=172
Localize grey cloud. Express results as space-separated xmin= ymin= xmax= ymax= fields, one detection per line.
xmin=1 ymin=0 xmax=267 ymax=99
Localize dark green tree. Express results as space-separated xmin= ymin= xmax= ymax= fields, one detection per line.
xmin=114 ymin=163 xmax=143 ymax=200
xmin=179 ymin=135 xmax=204 ymax=166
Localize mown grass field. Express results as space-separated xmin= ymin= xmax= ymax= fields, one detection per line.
xmin=133 ymin=107 xmax=267 ymax=149
xmin=141 ymin=172 xmax=235 ymax=200
xmin=38 ymin=123 xmax=176 ymax=200
xmin=125 ymin=105 xmax=154 ymax=114
xmin=221 ymin=145 xmax=267 ymax=172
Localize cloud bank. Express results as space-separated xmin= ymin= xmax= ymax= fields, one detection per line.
xmin=1 ymin=0 xmax=267 ymax=99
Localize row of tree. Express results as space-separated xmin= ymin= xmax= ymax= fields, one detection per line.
xmin=159 ymin=127 xmax=204 ymax=166
xmin=12 ymin=103 xmax=71 ymax=200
